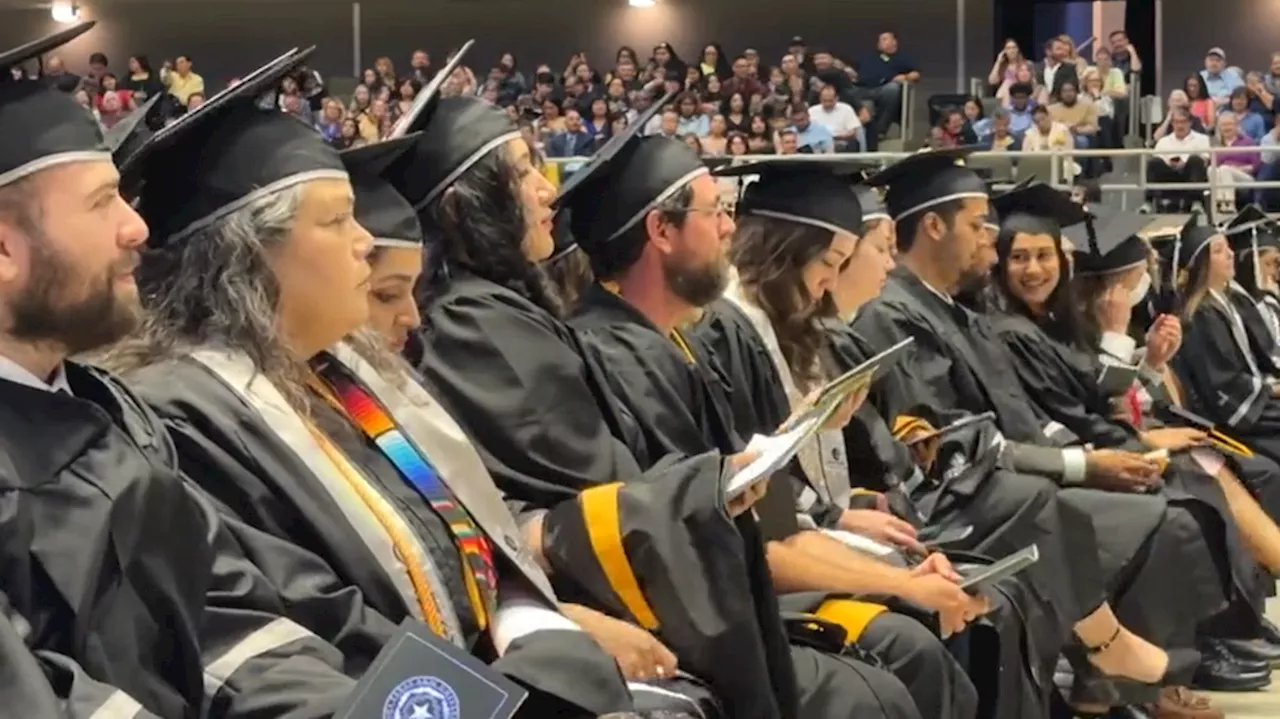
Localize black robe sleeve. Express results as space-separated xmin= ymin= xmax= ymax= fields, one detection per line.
xmin=417 ymin=284 xmax=797 ymax=719
xmin=0 ymin=592 xmax=162 ymax=718
xmin=415 ymin=286 xmax=651 ymax=505
xmin=994 ymin=317 xmax=1135 ymax=448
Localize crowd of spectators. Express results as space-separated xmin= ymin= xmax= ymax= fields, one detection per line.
xmin=24 ymin=31 xmax=1280 ymax=212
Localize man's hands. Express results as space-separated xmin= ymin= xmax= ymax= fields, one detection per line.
xmin=838 ymin=509 xmax=925 ymax=555
xmin=1085 ymin=448 xmax=1162 ymax=491
xmin=724 ymin=450 xmax=766 ymax=517
xmin=903 ymin=554 xmax=990 ymax=638
xmin=1142 ymin=427 xmax=1208 ymax=452
xmin=562 ymin=604 xmax=678 ymax=681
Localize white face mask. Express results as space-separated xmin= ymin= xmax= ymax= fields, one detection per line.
xmin=1128 ymin=271 xmax=1152 ymax=307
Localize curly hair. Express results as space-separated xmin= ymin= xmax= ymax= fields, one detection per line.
xmin=98 ymin=185 xmax=400 ymax=412
xmin=730 ymin=214 xmax=838 ymax=392
xmin=415 ymin=142 xmax=563 ymax=317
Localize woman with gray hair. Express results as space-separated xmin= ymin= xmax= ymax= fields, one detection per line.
xmin=105 ymin=48 xmax=668 ymax=719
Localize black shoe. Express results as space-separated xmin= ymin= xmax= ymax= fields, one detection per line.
xmin=1259 ymin=617 xmax=1280 ymax=646
xmin=1218 ymin=637 xmax=1280 ymax=667
xmin=1207 ymin=637 xmax=1271 ymax=673
xmin=1191 ymin=639 xmax=1272 ymax=692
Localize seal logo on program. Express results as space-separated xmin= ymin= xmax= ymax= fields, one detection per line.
xmin=382 ymin=675 xmax=461 ymax=719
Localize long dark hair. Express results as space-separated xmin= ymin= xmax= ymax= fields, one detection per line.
xmin=731 ymin=214 xmax=837 ymax=391
xmin=992 ymin=213 xmax=1092 ymax=348
xmin=416 ymin=144 xmax=563 ymax=317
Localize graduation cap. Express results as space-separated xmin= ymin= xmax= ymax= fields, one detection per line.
xmin=104 ymin=93 xmax=162 ymax=167
xmin=0 ymin=22 xmax=121 ymax=190
xmin=984 ymin=175 xmax=1035 ymax=230
xmin=854 ymin=185 xmax=889 ymax=225
xmin=1223 ymin=204 xmax=1279 ymax=292
xmin=0 ymin=21 xmax=95 ymax=82
xmin=121 ymin=47 xmax=347 ymax=248
xmin=554 ymin=90 xmax=711 ymax=260
xmin=864 ymin=146 xmax=988 ymax=223
xmin=343 ymin=136 xmax=424 ymax=249
xmin=714 ymin=157 xmax=867 ymax=237
xmin=381 ymin=41 xmax=526 ymax=213
xmin=1167 ymin=210 xmax=1222 ymax=280
xmin=547 ymin=208 xmax=579 ymax=263
xmin=1064 ymin=205 xmax=1153 ymax=277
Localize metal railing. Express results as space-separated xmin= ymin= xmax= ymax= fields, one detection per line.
xmin=966 ymin=71 xmax=1148 ymax=139
xmin=544 ymin=146 xmax=1280 ymax=209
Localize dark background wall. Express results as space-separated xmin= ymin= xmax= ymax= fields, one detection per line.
xmin=0 ymin=0 xmax=1274 ymax=100
xmin=0 ymin=0 xmax=990 ymax=103
xmin=1159 ymin=0 xmax=1280 ymax=88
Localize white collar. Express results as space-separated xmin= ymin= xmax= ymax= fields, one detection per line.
xmin=0 ymin=354 xmax=71 ymax=394
xmin=915 ymin=272 xmax=955 ymax=306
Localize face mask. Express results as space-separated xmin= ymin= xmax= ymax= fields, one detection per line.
xmin=1128 ymin=271 xmax=1151 ymax=307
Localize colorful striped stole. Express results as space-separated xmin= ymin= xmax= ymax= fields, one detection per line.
xmin=314 ymin=363 xmax=497 ymax=630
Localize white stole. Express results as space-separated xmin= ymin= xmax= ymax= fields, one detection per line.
xmin=721 ymin=274 xmax=852 ymax=511
xmin=190 ymin=344 xmax=576 ymax=654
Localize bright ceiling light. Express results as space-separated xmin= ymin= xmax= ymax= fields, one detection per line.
xmin=628 ymin=0 xmax=656 ymax=7
xmin=50 ymin=2 xmax=80 ymax=23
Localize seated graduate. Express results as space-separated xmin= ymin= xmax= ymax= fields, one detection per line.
xmin=1223 ymin=205 xmax=1280 ymax=369
xmin=1166 ymin=213 xmax=1280 ymax=469
xmin=350 ymin=139 xmax=738 ymax=713
xmin=557 ymin=137 xmax=977 ymax=718
xmin=986 ymin=189 xmax=1277 ymax=694
xmin=384 ymin=74 xmax=862 ymax=719
xmin=0 ymin=28 xmax=383 ymax=717
xmin=104 ymin=50 xmax=655 ymax=719
xmin=848 ymin=148 xmax=1221 ymax=698
xmin=820 ymin=184 xmax=1150 ymax=718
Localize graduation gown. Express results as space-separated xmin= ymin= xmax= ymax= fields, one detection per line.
xmin=412 ymin=272 xmax=800 ymax=719
xmin=1176 ymin=288 xmax=1280 ymax=466
xmin=992 ymin=311 xmax=1260 ymax=636
xmin=570 ymin=284 xmax=963 ymax=719
xmin=851 ymin=268 xmax=1211 ymax=686
xmin=129 ymin=343 xmax=677 ymax=718
xmin=0 ymin=363 xmax=365 ymax=717
xmin=693 ymin=291 xmax=1086 ymax=719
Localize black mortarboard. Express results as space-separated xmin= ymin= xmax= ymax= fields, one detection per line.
xmin=122 ymin=47 xmax=346 ymax=248
xmin=1168 ymin=210 xmax=1221 ymax=276
xmin=985 ymin=175 xmax=1034 ymax=229
xmin=865 ymin=146 xmax=989 ymax=223
xmin=382 ymin=41 xmax=525 ymax=213
xmin=555 ymin=90 xmax=710 ymax=259
xmin=548 ymin=208 xmax=579 ymax=263
xmin=993 ymin=182 xmax=1087 ymax=229
xmin=105 ymin=94 xmax=162 ymax=166
xmin=1223 ymin=205 xmax=1279 ymax=289
xmin=1223 ymin=204 xmax=1277 ymax=247
xmin=0 ymin=21 xmax=94 ymax=80
xmin=714 ymin=157 xmax=866 ymax=237
xmin=1064 ymin=205 xmax=1153 ymax=276
xmin=0 ymin=22 xmax=119 ymax=189
xmin=344 ymin=136 xmax=423 ymax=248
xmin=854 ymin=185 xmax=889 ymax=225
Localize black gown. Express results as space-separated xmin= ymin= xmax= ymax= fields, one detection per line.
xmin=992 ymin=310 xmax=1266 ymax=637
xmin=0 ymin=363 xmax=368 ymax=717
xmin=569 ymin=283 xmax=967 ymax=719
xmin=129 ymin=345 xmax=661 ymax=718
xmin=1177 ymin=287 xmax=1280 ymax=469
xmin=413 ymin=271 xmax=874 ymax=719
xmin=850 ymin=267 xmax=1220 ymax=686
xmin=697 ymin=295 xmax=1090 ymax=719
